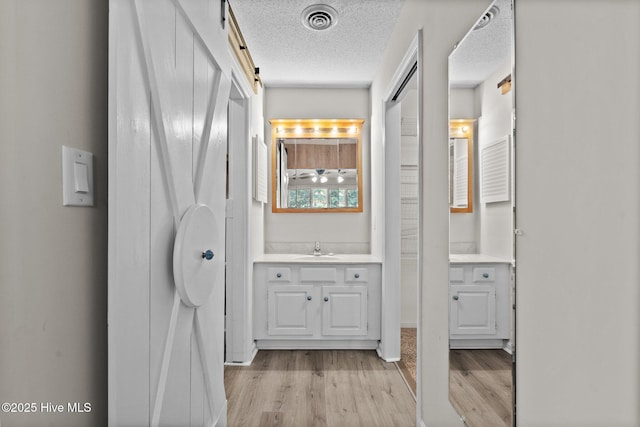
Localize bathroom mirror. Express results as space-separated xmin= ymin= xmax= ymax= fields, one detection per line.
xmin=450 ymin=119 xmax=474 ymax=213
xmin=270 ymin=119 xmax=364 ymax=213
xmin=448 ymin=0 xmax=515 ymax=426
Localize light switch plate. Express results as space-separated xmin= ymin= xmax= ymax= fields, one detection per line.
xmin=62 ymin=146 xmax=94 ymax=207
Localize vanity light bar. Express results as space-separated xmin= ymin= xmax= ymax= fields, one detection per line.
xmin=272 ymin=119 xmax=364 ymax=139
xmin=277 ymin=127 xmax=358 ymax=135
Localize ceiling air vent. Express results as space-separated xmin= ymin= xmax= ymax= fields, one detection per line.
xmin=302 ymin=4 xmax=338 ymax=31
xmin=474 ymin=5 xmax=500 ymax=30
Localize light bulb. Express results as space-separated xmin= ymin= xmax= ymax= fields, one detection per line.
xmin=320 ymin=176 xmax=328 ymax=183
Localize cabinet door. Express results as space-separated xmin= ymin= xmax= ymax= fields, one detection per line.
xmin=268 ymin=285 xmax=314 ymax=336
xmin=322 ymin=286 xmax=368 ymax=336
xmin=450 ymin=285 xmax=496 ymax=335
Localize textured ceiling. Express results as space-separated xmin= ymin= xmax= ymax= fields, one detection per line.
xmin=228 ymin=0 xmax=512 ymax=89
xmin=450 ymin=0 xmax=513 ymax=88
xmin=229 ymin=0 xmax=404 ymax=87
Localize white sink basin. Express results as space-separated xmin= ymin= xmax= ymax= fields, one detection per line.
xmin=294 ymin=254 xmax=340 ymax=260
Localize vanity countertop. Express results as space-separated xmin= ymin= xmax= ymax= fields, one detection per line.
xmin=254 ymin=254 xmax=382 ymax=264
xmin=449 ymin=254 xmax=514 ymax=265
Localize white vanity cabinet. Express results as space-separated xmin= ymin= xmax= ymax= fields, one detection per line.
xmin=254 ymin=259 xmax=381 ymax=349
xmin=449 ymin=256 xmax=512 ymax=349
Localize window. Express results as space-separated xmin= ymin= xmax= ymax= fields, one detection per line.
xmin=347 ymin=189 xmax=358 ymax=208
xmin=329 ymin=188 xmax=346 ymax=208
xmin=312 ymin=188 xmax=328 ymax=208
xmin=287 ymin=187 xmax=358 ymax=209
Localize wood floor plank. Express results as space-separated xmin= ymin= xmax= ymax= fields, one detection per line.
xmin=257 ymin=411 xmax=284 ymax=427
xmin=449 ymin=349 xmax=513 ymax=427
xmin=225 ymin=350 xmax=416 ymax=427
xmin=453 ymin=350 xmax=511 ymax=411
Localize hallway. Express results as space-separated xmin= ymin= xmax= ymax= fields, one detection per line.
xmin=224 ymin=350 xmax=416 ymax=426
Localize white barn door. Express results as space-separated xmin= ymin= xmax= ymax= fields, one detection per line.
xmin=108 ymin=0 xmax=232 ymax=425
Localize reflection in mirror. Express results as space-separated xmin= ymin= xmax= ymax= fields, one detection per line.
xmin=448 ymin=0 xmax=515 ymax=426
xmin=450 ymin=119 xmax=474 ymax=213
xmin=270 ymin=119 xmax=364 ymax=213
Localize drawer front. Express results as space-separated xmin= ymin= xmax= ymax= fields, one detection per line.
xmin=449 ymin=267 xmax=465 ymax=283
xmin=268 ymin=267 xmax=291 ymax=282
xmin=345 ymin=268 xmax=368 ymax=282
xmin=473 ymin=267 xmax=496 ymax=282
xmin=300 ymin=268 xmax=337 ymax=282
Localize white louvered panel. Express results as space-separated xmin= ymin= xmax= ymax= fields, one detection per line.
xmin=451 ymin=138 xmax=468 ymax=207
xmin=401 ymin=199 xmax=418 ymax=222
xmin=253 ymin=135 xmax=268 ymax=203
xmin=401 ymin=165 xmax=418 ymax=198
xmin=401 ymin=116 xmax=417 ymax=136
xmin=401 ymin=234 xmax=418 ymax=258
xmin=481 ymin=135 xmax=510 ymax=203
xmin=453 ymin=156 xmax=468 ymax=206
xmin=400 ymin=164 xmax=418 ymax=257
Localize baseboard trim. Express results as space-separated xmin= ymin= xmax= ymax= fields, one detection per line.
xmin=256 ymin=339 xmax=379 ymax=350
xmin=224 ymin=345 xmax=258 ymax=366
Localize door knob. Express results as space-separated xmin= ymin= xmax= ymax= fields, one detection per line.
xmin=453 ymin=295 xmax=459 ymax=301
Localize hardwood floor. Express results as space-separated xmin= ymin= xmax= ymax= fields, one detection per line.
xmin=225 ymin=350 xmax=416 ymax=427
xmin=449 ymin=349 xmax=513 ymax=427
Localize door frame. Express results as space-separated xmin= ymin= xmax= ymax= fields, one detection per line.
xmin=381 ymin=31 xmax=422 ymax=412
xmin=225 ymin=59 xmax=257 ymax=364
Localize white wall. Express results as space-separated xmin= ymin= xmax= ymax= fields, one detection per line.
xmin=515 ymin=0 xmax=640 ymax=425
xmin=251 ymin=91 xmax=266 ymax=260
xmin=450 ymin=63 xmax=514 ymax=259
xmin=0 ymin=1 xmax=108 ymax=426
xmin=247 ymin=85 xmax=265 ymax=358
xmin=371 ymin=0 xmax=492 ymax=425
xmin=263 ymin=87 xmax=371 ymax=254
xmin=476 ymin=61 xmax=514 ymax=259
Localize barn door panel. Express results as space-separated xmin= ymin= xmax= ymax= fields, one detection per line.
xmin=109 ymin=0 xmax=231 ymax=425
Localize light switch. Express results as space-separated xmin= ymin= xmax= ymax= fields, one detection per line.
xmin=62 ymin=146 xmax=94 ymax=206
xmin=74 ymin=162 xmax=90 ymax=193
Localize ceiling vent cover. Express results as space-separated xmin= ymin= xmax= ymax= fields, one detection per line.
xmin=302 ymin=4 xmax=338 ymax=31
xmin=474 ymin=5 xmax=500 ymax=30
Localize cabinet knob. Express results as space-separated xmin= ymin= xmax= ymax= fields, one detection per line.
xmin=354 ymin=273 xmax=360 ymax=279
xmin=324 ymin=297 xmax=329 ymax=302
xmin=453 ymin=295 xmax=459 ymax=301
xmin=307 ymin=295 xmax=312 ymax=301
xmin=482 ymin=272 xmax=489 ymax=278
xmin=201 ymin=250 xmax=214 ymax=260
xmin=276 ymin=272 xmax=282 ymax=278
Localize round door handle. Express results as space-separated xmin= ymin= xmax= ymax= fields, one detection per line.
xmin=201 ymin=250 xmax=214 ymax=260
xmin=307 ymin=295 xmax=312 ymax=301
xmin=276 ymin=273 xmax=282 ymax=278
xmin=354 ymin=273 xmax=360 ymax=278
xmin=324 ymin=297 xmax=329 ymax=302
xmin=453 ymin=295 xmax=459 ymax=301
xmin=482 ymin=272 xmax=489 ymax=278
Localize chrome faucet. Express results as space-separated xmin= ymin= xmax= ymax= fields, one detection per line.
xmin=314 ymin=241 xmax=322 ymax=255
